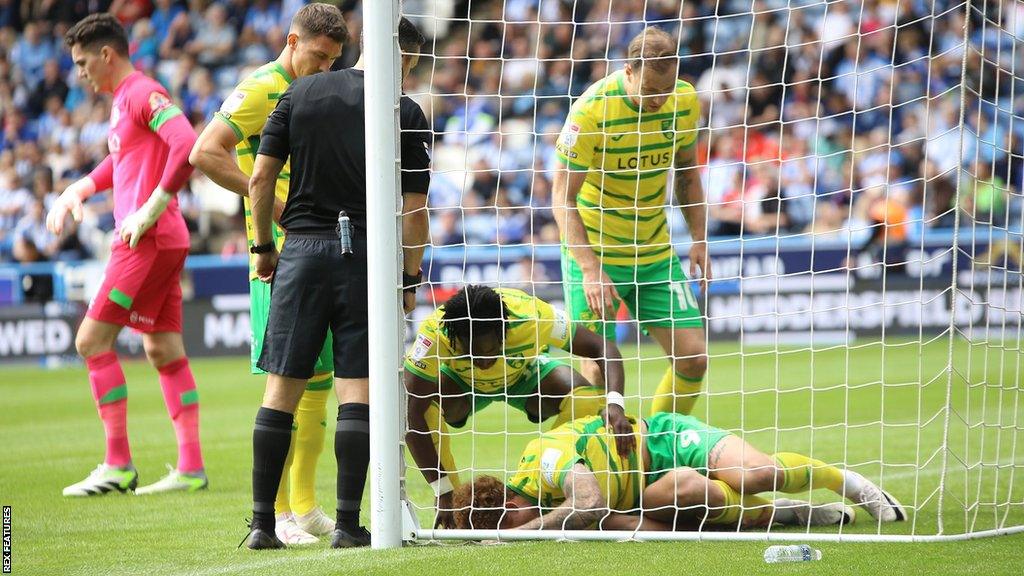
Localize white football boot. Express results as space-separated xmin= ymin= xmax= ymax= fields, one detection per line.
xmin=62 ymin=463 xmax=139 ymax=497
xmin=842 ymin=470 xmax=907 ymax=522
xmin=294 ymin=506 xmax=336 ymax=537
xmin=274 ymin=513 xmax=319 ymax=545
xmin=773 ymin=498 xmax=855 ymax=526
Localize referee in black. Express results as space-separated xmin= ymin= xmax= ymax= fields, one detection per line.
xmin=243 ymin=18 xmax=430 ymax=550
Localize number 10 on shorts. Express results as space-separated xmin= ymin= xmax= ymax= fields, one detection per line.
xmin=671 ymin=282 xmax=699 ymax=312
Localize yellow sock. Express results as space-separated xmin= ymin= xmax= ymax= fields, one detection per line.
xmin=550 ymin=386 xmax=605 ymax=429
xmin=424 ymin=402 xmax=461 ymax=489
xmin=649 ymin=368 xmax=703 ymax=415
xmin=772 ymin=452 xmax=845 ymax=493
xmin=288 ymin=374 xmax=332 ymax=515
xmin=706 ymin=480 xmax=772 ymax=525
xmin=274 ymin=421 xmax=297 ymax=515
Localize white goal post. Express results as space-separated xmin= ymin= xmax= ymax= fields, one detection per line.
xmin=365 ymin=0 xmax=1024 ymax=549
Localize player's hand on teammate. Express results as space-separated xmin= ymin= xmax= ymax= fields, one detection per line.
xmin=582 ymin=267 xmax=620 ymax=319
xmin=255 ymin=249 xmax=279 ymax=283
xmin=434 ymin=491 xmax=456 ymax=529
xmin=688 ymin=241 xmax=712 ymax=293
xmin=603 ymin=404 xmax=635 ymax=457
xmin=120 ymin=189 xmax=173 ymax=249
xmin=46 ymin=190 xmax=85 ymax=236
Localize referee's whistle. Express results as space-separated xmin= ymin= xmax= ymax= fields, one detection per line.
xmin=337 ymin=210 xmax=353 ymax=257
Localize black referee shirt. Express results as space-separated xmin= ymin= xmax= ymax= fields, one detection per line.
xmin=258 ymin=68 xmax=431 ymax=233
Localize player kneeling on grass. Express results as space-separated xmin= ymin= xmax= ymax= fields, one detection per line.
xmin=405 ymin=284 xmax=635 ymax=528
xmin=453 ymin=412 xmax=906 ymax=530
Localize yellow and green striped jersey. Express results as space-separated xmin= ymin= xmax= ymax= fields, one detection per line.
xmin=506 ymin=415 xmax=642 ymax=516
xmin=214 ymin=61 xmax=293 ymax=280
xmin=404 ymin=288 xmax=572 ymax=394
xmin=555 ymin=69 xmax=700 ymax=266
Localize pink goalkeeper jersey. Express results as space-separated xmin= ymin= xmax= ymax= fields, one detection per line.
xmin=94 ymin=71 xmax=197 ymax=250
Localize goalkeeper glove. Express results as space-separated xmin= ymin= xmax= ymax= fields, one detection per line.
xmin=120 ymin=188 xmax=173 ymax=249
xmin=46 ymin=180 xmax=95 ymax=236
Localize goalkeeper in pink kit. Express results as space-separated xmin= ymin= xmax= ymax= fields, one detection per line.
xmin=46 ymin=14 xmax=207 ymax=496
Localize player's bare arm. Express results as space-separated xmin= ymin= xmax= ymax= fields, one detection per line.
xmin=516 ymin=464 xmax=606 ymax=530
xmin=567 ymin=326 xmax=634 ymax=456
xmin=674 ymin=143 xmax=711 ymax=292
xmin=250 ymin=153 xmax=286 ymax=282
xmin=190 ymin=114 xmax=286 ymax=224
xmin=189 ymin=119 xmax=249 ymax=196
xmin=552 ymin=167 xmax=620 ymax=317
xmin=403 ymin=370 xmax=456 ymax=528
xmin=402 ymin=191 xmax=429 ymax=314
xmin=601 ymin=512 xmax=673 ymax=531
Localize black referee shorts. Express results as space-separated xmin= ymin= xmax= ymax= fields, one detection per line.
xmin=257 ymin=232 xmax=369 ymax=379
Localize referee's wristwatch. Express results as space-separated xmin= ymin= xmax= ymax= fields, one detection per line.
xmin=250 ymin=241 xmax=275 ymax=254
xmin=403 ymin=270 xmax=422 ymax=295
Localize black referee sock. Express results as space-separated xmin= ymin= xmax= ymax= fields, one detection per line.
xmin=335 ymin=402 xmax=370 ymax=531
xmin=252 ymin=406 xmax=294 ymax=532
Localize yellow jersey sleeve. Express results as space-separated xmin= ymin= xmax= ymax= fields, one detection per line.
xmin=507 ymin=435 xmax=581 ymax=507
xmin=555 ymin=104 xmax=601 ymax=171
xmin=214 ymin=75 xmax=274 ymax=142
xmin=404 ymin=313 xmax=442 ymax=382
xmin=534 ymin=297 xmax=572 ymax=351
xmin=674 ymin=81 xmax=700 ymax=149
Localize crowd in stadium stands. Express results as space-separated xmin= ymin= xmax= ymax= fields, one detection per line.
xmin=0 ymin=0 xmax=1021 ymax=267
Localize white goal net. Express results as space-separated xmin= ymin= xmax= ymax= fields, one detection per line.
xmin=365 ymin=0 xmax=1024 ymax=545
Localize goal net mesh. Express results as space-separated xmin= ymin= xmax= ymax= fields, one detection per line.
xmin=393 ymin=0 xmax=1024 ymax=541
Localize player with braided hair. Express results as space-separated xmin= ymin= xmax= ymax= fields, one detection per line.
xmin=405 ymin=284 xmax=635 ymax=529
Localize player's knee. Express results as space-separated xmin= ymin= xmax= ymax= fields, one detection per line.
xmin=674 ymin=353 xmax=707 ymax=380
xmin=144 ymin=342 xmax=179 ymax=369
xmin=669 ymin=469 xmax=714 ymax=507
xmin=75 ymin=331 xmax=107 ymax=359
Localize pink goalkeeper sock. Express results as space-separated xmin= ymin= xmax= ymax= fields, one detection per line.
xmin=157 ymin=357 xmax=204 ymax=473
xmin=86 ymin=351 xmax=131 ymax=468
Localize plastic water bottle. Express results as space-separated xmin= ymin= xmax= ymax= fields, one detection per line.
xmin=763 ymin=544 xmax=822 ymax=563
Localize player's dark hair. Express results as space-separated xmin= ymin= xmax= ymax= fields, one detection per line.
xmin=627 ymin=26 xmax=677 ymax=74
xmin=64 ymin=13 xmax=129 ymax=56
xmin=398 ymin=17 xmax=426 ymax=53
xmin=292 ymin=2 xmax=349 ymax=44
xmin=441 ymin=285 xmax=507 ymax=352
xmin=452 ymin=475 xmax=506 ymax=530
xmin=358 ymin=17 xmax=426 ymax=54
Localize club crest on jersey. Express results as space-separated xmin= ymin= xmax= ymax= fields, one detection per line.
xmin=661 ymin=119 xmax=674 ymax=139
xmin=149 ymin=91 xmax=172 ymax=114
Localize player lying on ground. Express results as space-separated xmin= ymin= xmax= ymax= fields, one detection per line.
xmin=189 ymin=3 xmax=346 ymax=545
xmin=405 ymin=284 xmax=635 ymax=528
xmin=49 ymin=14 xmax=206 ymax=497
xmin=453 ymin=412 xmax=906 ymax=530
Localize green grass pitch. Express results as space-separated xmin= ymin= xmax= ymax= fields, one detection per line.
xmin=1 ymin=338 xmax=1022 ymax=575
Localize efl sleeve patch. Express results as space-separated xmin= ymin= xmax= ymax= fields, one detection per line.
xmin=411 ymin=334 xmax=433 ymax=360
xmin=550 ymin=308 xmax=570 ymax=348
xmin=219 ymin=90 xmax=247 ymax=115
xmin=540 ymin=448 xmax=564 ymax=486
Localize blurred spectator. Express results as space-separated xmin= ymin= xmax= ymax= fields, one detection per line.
xmin=0 ymin=0 xmax=1019 ymax=268
xmin=129 ymin=17 xmax=160 ymax=70
xmin=243 ymin=0 xmax=281 ymax=38
xmin=27 ymin=59 xmax=67 ymax=116
xmin=962 ymin=161 xmax=1008 ymax=226
xmin=185 ymin=3 xmax=236 ymax=68
xmin=182 ymin=66 xmax=219 ymax=123
xmin=10 ymin=23 xmax=56 ymax=89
